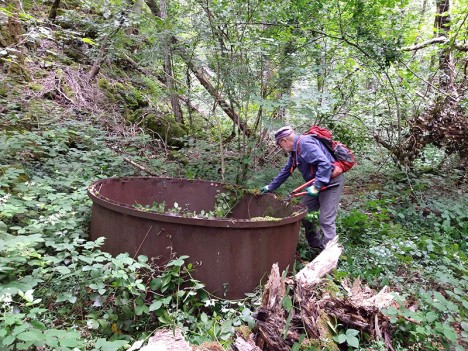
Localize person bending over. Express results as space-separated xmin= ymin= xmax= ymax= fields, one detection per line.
xmin=261 ymin=126 xmax=344 ymax=250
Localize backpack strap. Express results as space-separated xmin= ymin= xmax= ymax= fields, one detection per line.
xmin=297 ymin=134 xmax=334 ymax=160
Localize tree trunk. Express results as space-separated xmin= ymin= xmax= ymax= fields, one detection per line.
xmin=160 ymin=0 xmax=183 ymax=123
xmin=1 ymin=0 xmax=30 ymax=80
xmin=48 ymin=0 xmax=61 ymax=20
xmin=273 ymin=41 xmax=295 ymax=121
xmin=144 ymin=0 xmax=253 ymax=137
xmin=434 ymin=0 xmax=452 ymax=89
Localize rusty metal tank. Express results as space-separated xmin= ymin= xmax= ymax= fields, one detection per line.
xmin=87 ymin=177 xmax=307 ymax=299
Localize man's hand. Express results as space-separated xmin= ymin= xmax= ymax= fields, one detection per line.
xmin=306 ymin=185 xmax=320 ymax=196
xmin=260 ymin=185 xmax=270 ymax=194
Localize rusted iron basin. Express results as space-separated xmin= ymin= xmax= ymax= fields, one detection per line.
xmin=87 ymin=177 xmax=307 ymax=299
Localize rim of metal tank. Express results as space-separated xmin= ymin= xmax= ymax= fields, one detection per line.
xmin=87 ymin=177 xmax=307 ymax=228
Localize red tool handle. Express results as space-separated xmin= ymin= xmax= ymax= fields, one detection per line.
xmin=291 ymin=178 xmax=316 ymax=193
xmin=290 ymin=183 xmax=340 ymax=198
xmin=290 ymin=168 xmax=343 ymax=196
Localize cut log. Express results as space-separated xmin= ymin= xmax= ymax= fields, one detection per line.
xmin=295 ymin=237 xmax=342 ymax=288
xmin=138 ymin=328 xmax=192 ymax=351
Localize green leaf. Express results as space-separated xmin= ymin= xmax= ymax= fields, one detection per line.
xmin=150 ymin=277 xmax=162 ymax=290
xmin=157 ymin=313 xmax=172 ymax=324
xmin=443 ymin=325 xmax=457 ymax=343
xmin=59 ymin=337 xmax=80 ymax=348
xmin=425 ymin=311 xmax=438 ymax=323
xmin=347 ymin=335 xmax=359 ymax=348
xmin=167 ymin=258 xmax=185 ymax=267
xmin=17 ymin=329 xmax=43 ymax=342
xmin=95 ymin=338 xmax=128 ymax=351
xmin=346 ymin=328 xmax=359 ymax=337
xmin=149 ymin=300 xmax=163 ymax=312
xmin=135 ymin=299 xmax=149 ymax=316
xmin=30 ymin=320 xmax=47 ymax=330
xmin=282 ymin=295 xmax=293 ymax=312
xmin=384 ymin=306 xmax=398 ymax=315
xmin=82 ymin=37 xmax=96 ymax=45
xmin=333 ymin=334 xmax=347 ymax=344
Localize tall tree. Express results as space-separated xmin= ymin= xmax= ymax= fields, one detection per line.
xmin=160 ymin=0 xmax=184 ymax=123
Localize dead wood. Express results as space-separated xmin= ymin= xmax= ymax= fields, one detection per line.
xmin=123 ymin=157 xmax=158 ymax=176
xmin=232 ymin=331 xmax=262 ymax=351
xmin=295 ymin=237 xmax=342 ymax=288
xmin=130 ymin=328 xmax=191 ymax=351
xmin=253 ymin=263 xmax=298 ymax=350
xmin=247 ymin=237 xmax=397 ymax=351
xmin=34 ymin=67 xmax=105 ymax=112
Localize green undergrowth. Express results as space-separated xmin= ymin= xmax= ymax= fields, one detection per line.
xmin=0 ymin=114 xmax=258 ymax=350
xmin=1 ymin=102 xmax=467 ymax=350
xmin=334 ymin=160 xmax=468 ymax=351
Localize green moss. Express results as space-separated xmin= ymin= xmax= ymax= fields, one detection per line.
xmin=167 ymin=150 xmax=189 ymax=165
xmin=0 ymin=86 xmax=8 ymax=97
xmin=316 ymin=312 xmax=339 ymax=351
xmin=98 ymin=79 xmax=148 ymax=109
xmin=235 ymin=325 xmax=251 ymax=340
xmin=142 ymin=112 xmax=188 ymax=147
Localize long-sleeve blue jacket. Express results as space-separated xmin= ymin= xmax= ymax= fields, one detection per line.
xmin=267 ymin=135 xmax=335 ymax=191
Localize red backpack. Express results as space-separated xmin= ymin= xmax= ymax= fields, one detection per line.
xmin=297 ymin=126 xmax=357 ymax=173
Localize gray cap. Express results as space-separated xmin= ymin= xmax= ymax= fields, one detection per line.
xmin=274 ymin=126 xmax=293 ymax=145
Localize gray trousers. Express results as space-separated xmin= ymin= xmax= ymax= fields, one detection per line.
xmin=301 ymin=173 xmax=344 ymax=248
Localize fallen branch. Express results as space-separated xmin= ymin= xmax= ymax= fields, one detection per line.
xmin=123 ymin=157 xmax=158 ymax=176
xmin=295 ymin=237 xmax=342 ymax=287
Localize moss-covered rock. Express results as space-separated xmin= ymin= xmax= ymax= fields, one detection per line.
xmin=126 ymin=109 xmax=188 ymax=148
xmin=98 ymin=78 xmax=148 ymax=109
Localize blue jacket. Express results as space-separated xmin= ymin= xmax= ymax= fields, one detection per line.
xmin=267 ymin=135 xmax=335 ymax=191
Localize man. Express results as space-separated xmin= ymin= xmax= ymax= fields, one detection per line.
xmin=261 ymin=126 xmax=345 ymax=250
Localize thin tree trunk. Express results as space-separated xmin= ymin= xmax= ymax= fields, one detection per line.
xmin=144 ymin=0 xmax=252 ymax=137
xmin=434 ymin=0 xmax=452 ymax=89
xmin=180 ymin=54 xmax=251 ymax=137
xmin=274 ymin=41 xmax=295 ymax=121
xmin=2 ymin=0 xmax=30 ymax=80
xmin=48 ymin=0 xmax=61 ymax=20
xmin=123 ymin=54 xmax=209 ymax=119
xmin=160 ymin=0 xmax=183 ymax=123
